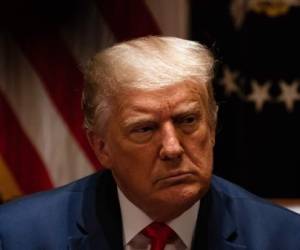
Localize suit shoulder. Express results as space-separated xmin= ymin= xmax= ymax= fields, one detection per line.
xmin=0 ymin=172 xmax=102 ymax=233
xmin=209 ymin=176 xmax=300 ymax=248
xmin=211 ymin=175 xmax=261 ymax=199
xmin=211 ymin=175 xmax=300 ymax=228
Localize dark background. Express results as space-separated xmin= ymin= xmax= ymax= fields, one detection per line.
xmin=191 ymin=0 xmax=300 ymax=197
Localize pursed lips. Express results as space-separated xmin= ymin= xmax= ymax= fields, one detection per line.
xmin=155 ymin=170 xmax=195 ymax=184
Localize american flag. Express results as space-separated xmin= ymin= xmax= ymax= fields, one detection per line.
xmin=0 ymin=0 xmax=188 ymax=203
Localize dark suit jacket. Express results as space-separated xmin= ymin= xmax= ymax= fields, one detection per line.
xmin=0 ymin=170 xmax=300 ymax=250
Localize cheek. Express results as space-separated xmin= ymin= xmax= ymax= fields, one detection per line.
xmin=111 ymin=160 xmax=147 ymax=195
xmin=197 ymin=126 xmax=215 ymax=152
xmin=185 ymin=130 xmax=214 ymax=168
xmin=109 ymin=142 xmax=157 ymax=180
xmin=115 ymin=140 xmax=158 ymax=166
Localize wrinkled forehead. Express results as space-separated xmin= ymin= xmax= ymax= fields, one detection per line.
xmin=111 ymin=81 xmax=210 ymax=117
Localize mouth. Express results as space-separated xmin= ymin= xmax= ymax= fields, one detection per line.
xmin=156 ymin=171 xmax=195 ymax=186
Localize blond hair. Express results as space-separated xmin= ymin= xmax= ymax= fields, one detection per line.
xmin=82 ymin=36 xmax=217 ymax=133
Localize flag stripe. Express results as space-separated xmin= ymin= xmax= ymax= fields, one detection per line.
xmin=0 ymin=0 xmax=185 ymax=203
xmin=95 ymin=0 xmax=161 ymax=42
xmin=0 ymin=36 xmax=93 ymax=187
xmin=14 ymin=31 xmax=101 ymax=170
xmin=60 ymin=0 xmax=115 ymax=66
xmin=144 ymin=0 xmax=189 ymax=38
xmin=0 ymin=155 xmax=23 ymax=202
xmin=0 ymin=92 xmax=53 ymax=193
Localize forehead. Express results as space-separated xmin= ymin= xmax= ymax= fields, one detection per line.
xmin=113 ymin=82 xmax=208 ymax=119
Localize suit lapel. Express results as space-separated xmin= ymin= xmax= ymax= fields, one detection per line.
xmin=68 ymin=171 xmax=123 ymax=250
xmin=95 ymin=171 xmax=123 ymax=250
xmin=192 ymin=185 xmax=247 ymax=250
xmin=67 ymin=172 xmax=247 ymax=250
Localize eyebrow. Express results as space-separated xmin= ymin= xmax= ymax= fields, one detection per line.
xmin=122 ymin=114 xmax=155 ymax=129
xmin=121 ymin=101 xmax=202 ymax=128
xmin=172 ymin=101 xmax=202 ymax=116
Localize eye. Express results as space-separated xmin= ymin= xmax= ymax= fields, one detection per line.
xmin=182 ymin=115 xmax=197 ymax=124
xmin=129 ymin=124 xmax=157 ymax=143
xmin=176 ymin=114 xmax=200 ymax=133
xmin=133 ymin=126 xmax=154 ymax=133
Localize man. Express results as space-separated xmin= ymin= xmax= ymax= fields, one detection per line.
xmin=0 ymin=36 xmax=300 ymax=250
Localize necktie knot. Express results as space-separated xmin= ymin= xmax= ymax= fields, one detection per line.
xmin=142 ymin=222 xmax=176 ymax=250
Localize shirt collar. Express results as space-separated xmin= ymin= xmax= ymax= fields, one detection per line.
xmin=117 ymin=187 xmax=200 ymax=249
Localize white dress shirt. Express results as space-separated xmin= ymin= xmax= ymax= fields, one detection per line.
xmin=117 ymin=188 xmax=200 ymax=250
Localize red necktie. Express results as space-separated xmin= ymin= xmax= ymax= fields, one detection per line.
xmin=142 ymin=222 xmax=176 ymax=250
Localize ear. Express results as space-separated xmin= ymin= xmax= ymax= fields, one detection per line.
xmin=210 ymin=105 xmax=218 ymax=146
xmin=87 ymin=131 xmax=113 ymax=169
xmin=209 ymin=127 xmax=216 ymax=146
xmin=210 ymin=135 xmax=216 ymax=146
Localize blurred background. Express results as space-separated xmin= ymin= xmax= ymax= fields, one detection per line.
xmin=0 ymin=0 xmax=299 ymax=212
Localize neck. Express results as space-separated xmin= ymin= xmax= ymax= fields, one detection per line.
xmin=142 ymin=199 xmax=198 ymax=222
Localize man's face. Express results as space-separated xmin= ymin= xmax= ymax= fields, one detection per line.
xmin=92 ymin=82 xmax=215 ymax=221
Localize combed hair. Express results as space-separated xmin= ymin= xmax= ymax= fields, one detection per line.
xmin=82 ymin=36 xmax=217 ymax=133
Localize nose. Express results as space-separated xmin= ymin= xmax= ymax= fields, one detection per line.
xmin=159 ymin=122 xmax=184 ymax=161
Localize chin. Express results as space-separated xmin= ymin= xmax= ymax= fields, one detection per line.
xmin=141 ymin=182 xmax=209 ymax=221
xmin=149 ymin=186 xmax=201 ymax=221
xmin=161 ymin=183 xmax=203 ymax=208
